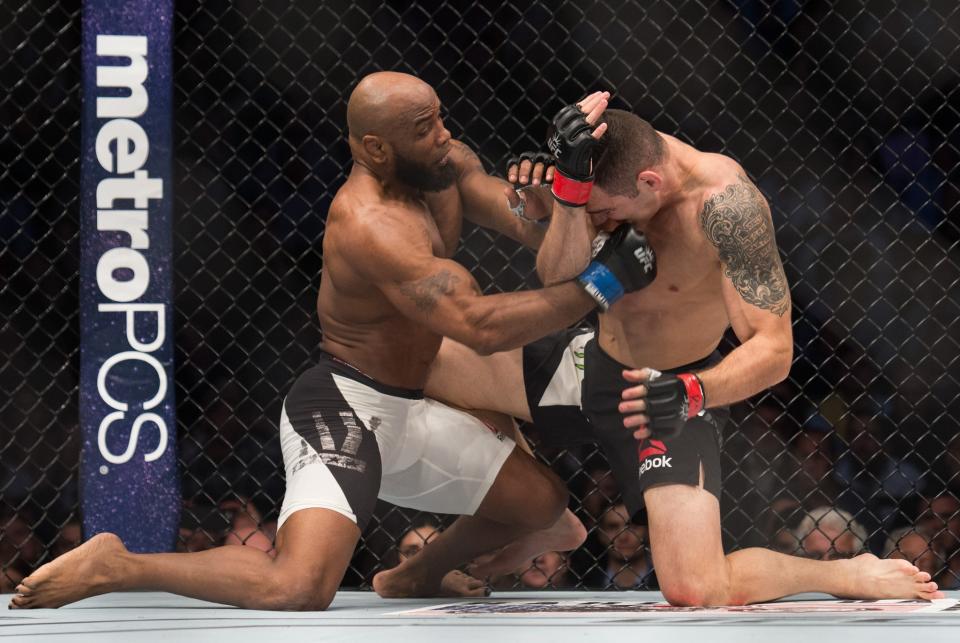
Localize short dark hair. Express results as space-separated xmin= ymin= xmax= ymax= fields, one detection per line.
xmin=593 ymin=109 xmax=664 ymax=197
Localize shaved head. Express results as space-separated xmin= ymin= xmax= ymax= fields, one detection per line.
xmin=346 ymin=72 xmax=455 ymax=192
xmin=347 ymin=72 xmax=436 ymax=140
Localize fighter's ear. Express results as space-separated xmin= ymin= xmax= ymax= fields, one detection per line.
xmin=363 ymin=134 xmax=388 ymax=163
xmin=637 ymin=170 xmax=662 ymax=192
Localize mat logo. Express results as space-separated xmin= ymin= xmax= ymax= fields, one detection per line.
xmin=638 ymin=439 xmax=671 ymax=476
xmin=93 ymin=35 xmax=168 ymax=466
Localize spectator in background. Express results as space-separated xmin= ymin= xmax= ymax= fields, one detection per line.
xmin=939 ymin=550 xmax=960 ymax=590
xmin=916 ymin=493 xmax=960 ymax=560
xmin=884 ymin=526 xmax=940 ymax=577
xmin=782 ymin=415 xmax=843 ymax=509
xmin=176 ymin=501 xmax=230 ymax=553
xmin=595 ymin=503 xmax=653 ymax=590
xmin=579 ymin=468 xmax=619 ymax=528
xmin=396 ymin=519 xmax=441 ymax=564
xmin=835 ymin=404 xmax=924 ymax=548
xmin=518 ymin=550 xmax=573 ymax=589
xmin=567 ymin=468 xmax=622 ymax=587
xmin=794 ymin=506 xmax=868 ymax=560
xmin=221 ymin=498 xmax=276 ymax=558
xmin=762 ymin=497 xmax=805 ymax=554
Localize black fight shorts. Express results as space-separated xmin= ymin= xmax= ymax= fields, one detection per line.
xmin=523 ymin=329 xmax=729 ymax=516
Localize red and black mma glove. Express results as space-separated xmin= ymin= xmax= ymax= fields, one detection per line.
xmin=577 ymin=223 xmax=657 ymax=310
xmin=547 ymin=104 xmax=599 ymax=207
xmin=643 ymin=372 xmax=707 ymax=439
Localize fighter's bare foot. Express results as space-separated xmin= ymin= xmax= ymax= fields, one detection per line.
xmin=373 ymin=564 xmax=487 ymax=598
xmin=466 ymin=547 xmax=508 ymax=580
xmin=8 ymin=532 xmax=129 ymax=609
xmin=838 ymin=554 xmax=944 ymax=600
xmin=469 ymin=511 xmax=585 ymax=580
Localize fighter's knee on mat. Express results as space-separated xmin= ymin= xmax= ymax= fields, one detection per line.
xmin=256 ymin=568 xmax=339 ymax=611
xmin=658 ymin=575 xmax=735 ymax=607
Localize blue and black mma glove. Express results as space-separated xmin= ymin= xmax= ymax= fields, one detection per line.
xmin=577 ymin=224 xmax=657 ymax=310
xmin=643 ymin=370 xmax=707 ymax=439
xmin=547 ymin=104 xmax=598 ymax=207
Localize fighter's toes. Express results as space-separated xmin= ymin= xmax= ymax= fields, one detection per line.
xmin=15 ymin=581 xmax=35 ymax=596
xmin=8 ymin=594 xmax=29 ymax=609
xmin=465 ymin=576 xmax=486 ymax=591
xmin=440 ymin=570 xmax=489 ymax=597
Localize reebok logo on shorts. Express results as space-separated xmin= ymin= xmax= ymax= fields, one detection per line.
xmin=638 ymin=439 xmax=667 ymax=461
xmin=638 ymin=439 xmax=672 ymax=476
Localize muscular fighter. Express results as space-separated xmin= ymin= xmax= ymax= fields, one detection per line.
xmin=9 ymin=74 xmax=651 ymax=610
xmin=424 ymin=104 xmax=944 ymax=603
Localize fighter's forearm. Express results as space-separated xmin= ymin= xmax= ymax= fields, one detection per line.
xmin=458 ymin=281 xmax=594 ymax=355
xmin=459 ymin=171 xmax=546 ymax=249
xmin=465 ymin=183 xmax=546 ymax=249
xmin=696 ymin=334 xmax=792 ymax=408
xmin=535 ymin=201 xmax=593 ymax=286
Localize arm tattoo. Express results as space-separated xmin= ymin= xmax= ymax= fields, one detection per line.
xmin=699 ymin=174 xmax=790 ymax=316
xmin=398 ymin=270 xmax=459 ymax=312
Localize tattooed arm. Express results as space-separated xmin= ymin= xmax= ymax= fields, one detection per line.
xmin=695 ymin=173 xmax=793 ymax=407
xmin=349 ymin=205 xmax=593 ymax=355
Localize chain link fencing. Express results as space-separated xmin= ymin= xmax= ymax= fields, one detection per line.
xmin=2 ymin=0 xmax=959 ymax=592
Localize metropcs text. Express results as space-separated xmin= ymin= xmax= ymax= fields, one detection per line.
xmin=93 ymin=35 xmax=168 ymax=466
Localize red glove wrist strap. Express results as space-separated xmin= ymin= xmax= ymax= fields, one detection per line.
xmin=551 ymin=170 xmax=593 ymax=206
xmin=677 ymin=372 xmax=705 ymax=418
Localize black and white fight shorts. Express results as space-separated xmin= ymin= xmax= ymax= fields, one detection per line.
xmin=523 ymin=329 xmax=730 ymax=517
xmin=277 ymin=351 xmax=515 ymax=531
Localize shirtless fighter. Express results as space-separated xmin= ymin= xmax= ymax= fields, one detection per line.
xmin=423 ymin=105 xmax=944 ymax=603
xmin=8 ymin=74 xmax=657 ymax=611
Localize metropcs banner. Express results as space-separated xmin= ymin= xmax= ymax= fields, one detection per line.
xmin=80 ymin=0 xmax=178 ymax=551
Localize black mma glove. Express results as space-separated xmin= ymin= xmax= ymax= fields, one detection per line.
xmin=577 ymin=223 xmax=657 ymax=310
xmin=644 ymin=371 xmax=707 ymax=439
xmin=547 ymin=104 xmax=599 ymax=207
xmin=504 ymin=151 xmax=554 ymax=186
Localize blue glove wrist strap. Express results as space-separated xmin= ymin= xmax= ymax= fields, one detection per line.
xmin=577 ymin=262 xmax=625 ymax=311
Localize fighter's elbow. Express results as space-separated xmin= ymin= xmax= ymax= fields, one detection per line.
xmin=770 ymin=340 xmax=793 ymax=384
xmin=459 ymin=307 xmax=504 ymax=356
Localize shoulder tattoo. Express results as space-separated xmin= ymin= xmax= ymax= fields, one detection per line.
xmin=398 ymin=270 xmax=460 ymax=312
xmin=699 ymin=174 xmax=790 ymax=316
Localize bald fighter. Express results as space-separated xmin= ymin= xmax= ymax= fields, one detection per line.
xmin=424 ymin=106 xmax=943 ymax=602
xmin=9 ymin=74 xmax=656 ymax=610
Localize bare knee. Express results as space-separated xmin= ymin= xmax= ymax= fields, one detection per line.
xmin=558 ymin=510 xmax=588 ymax=550
xmin=257 ymin=570 xmax=337 ymax=611
xmin=659 ymin=575 xmax=734 ymax=607
xmin=660 ymin=581 xmax=712 ymax=607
